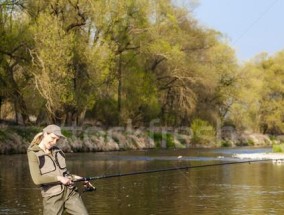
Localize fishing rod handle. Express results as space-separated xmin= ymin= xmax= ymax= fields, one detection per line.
xmin=74 ymin=177 xmax=97 ymax=182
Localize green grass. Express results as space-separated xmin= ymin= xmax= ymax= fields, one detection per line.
xmin=272 ymin=144 xmax=284 ymax=153
xmin=149 ymin=132 xmax=176 ymax=148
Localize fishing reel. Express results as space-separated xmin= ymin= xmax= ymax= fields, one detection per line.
xmin=83 ymin=181 xmax=96 ymax=192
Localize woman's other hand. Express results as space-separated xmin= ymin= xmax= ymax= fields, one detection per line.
xmin=57 ymin=176 xmax=74 ymax=185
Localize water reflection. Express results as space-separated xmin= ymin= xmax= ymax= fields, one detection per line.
xmin=1 ymin=148 xmax=284 ymax=214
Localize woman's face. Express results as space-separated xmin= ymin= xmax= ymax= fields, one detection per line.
xmin=43 ymin=133 xmax=60 ymax=149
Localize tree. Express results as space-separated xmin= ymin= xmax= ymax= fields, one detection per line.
xmin=28 ymin=12 xmax=75 ymax=123
xmin=259 ymin=52 xmax=284 ymax=133
xmin=229 ymin=51 xmax=284 ymax=134
xmin=0 ymin=0 xmax=257 ymax=130
xmin=0 ymin=1 xmax=31 ymax=124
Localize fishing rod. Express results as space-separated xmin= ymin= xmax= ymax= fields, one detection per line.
xmin=74 ymin=158 xmax=272 ymax=182
xmin=43 ymin=158 xmax=273 ymax=191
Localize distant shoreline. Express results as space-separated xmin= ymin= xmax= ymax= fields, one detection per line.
xmin=0 ymin=125 xmax=276 ymax=154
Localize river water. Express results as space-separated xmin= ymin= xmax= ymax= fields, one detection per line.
xmin=1 ymin=147 xmax=284 ymax=215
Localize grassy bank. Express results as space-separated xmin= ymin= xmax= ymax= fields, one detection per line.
xmin=0 ymin=126 xmax=277 ymax=154
xmin=0 ymin=126 xmax=41 ymax=154
xmin=0 ymin=126 xmax=191 ymax=154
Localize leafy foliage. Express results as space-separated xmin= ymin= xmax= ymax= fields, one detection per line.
xmin=229 ymin=52 xmax=284 ymax=134
xmin=190 ymin=118 xmax=216 ymax=146
xmin=1 ymin=0 xmax=282 ymax=136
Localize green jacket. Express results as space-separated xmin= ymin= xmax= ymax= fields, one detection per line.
xmin=27 ymin=143 xmax=69 ymax=197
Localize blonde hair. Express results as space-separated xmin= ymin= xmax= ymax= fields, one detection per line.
xmin=31 ymin=132 xmax=43 ymax=145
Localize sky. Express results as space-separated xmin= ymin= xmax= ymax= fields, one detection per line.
xmin=186 ymin=0 xmax=284 ymax=62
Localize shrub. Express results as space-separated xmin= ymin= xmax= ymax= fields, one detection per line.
xmin=272 ymin=144 xmax=284 ymax=153
xmin=149 ymin=132 xmax=175 ymax=148
xmin=219 ymin=140 xmax=232 ymax=147
xmin=190 ymin=119 xmax=216 ymax=146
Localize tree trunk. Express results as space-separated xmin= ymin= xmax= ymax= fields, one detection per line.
xmin=5 ymin=63 xmax=29 ymax=124
xmin=77 ymin=108 xmax=87 ymax=126
xmin=13 ymin=91 xmax=29 ymax=124
xmin=36 ymin=104 xmax=51 ymax=125
xmin=0 ymin=96 xmax=2 ymax=121
xmin=117 ymin=54 xmax=122 ymax=125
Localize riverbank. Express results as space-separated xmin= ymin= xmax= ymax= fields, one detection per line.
xmin=0 ymin=125 xmax=189 ymax=154
xmin=0 ymin=125 xmax=278 ymax=154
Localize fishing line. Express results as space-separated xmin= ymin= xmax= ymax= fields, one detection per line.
xmin=232 ymin=0 xmax=280 ymax=46
xmin=166 ymin=158 xmax=230 ymax=214
xmin=75 ymin=156 xmax=276 ymax=213
xmin=81 ymin=158 xmax=270 ymax=214
xmin=148 ymin=157 xmax=232 ymax=214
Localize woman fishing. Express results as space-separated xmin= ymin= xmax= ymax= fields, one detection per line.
xmin=27 ymin=124 xmax=93 ymax=215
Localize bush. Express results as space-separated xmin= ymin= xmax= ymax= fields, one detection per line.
xmin=272 ymin=144 xmax=284 ymax=153
xmin=190 ymin=119 xmax=216 ymax=146
xmin=219 ymin=140 xmax=232 ymax=147
xmin=149 ymin=132 xmax=175 ymax=148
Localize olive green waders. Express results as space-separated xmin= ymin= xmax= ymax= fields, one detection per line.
xmin=43 ymin=186 xmax=88 ymax=215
